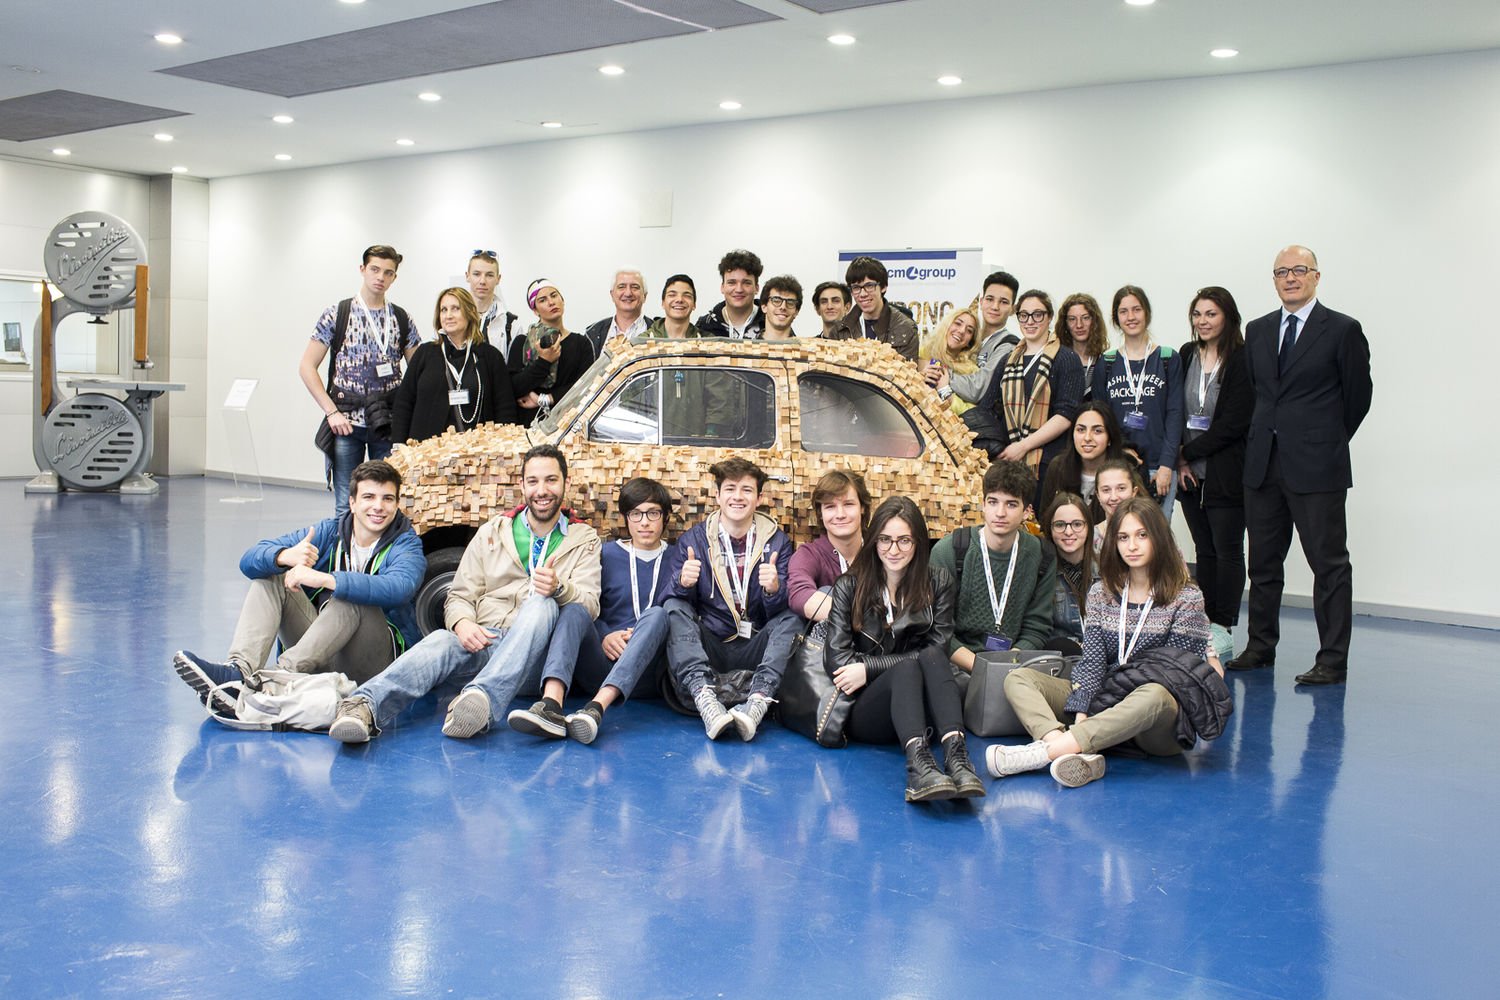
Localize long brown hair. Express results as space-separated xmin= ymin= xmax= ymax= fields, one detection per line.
xmin=1097 ymin=497 xmax=1188 ymax=603
xmin=1044 ymin=492 xmax=1094 ymax=611
xmin=1058 ymin=292 xmax=1109 ymax=359
xmin=849 ymin=496 xmax=933 ymax=633
xmin=433 ymin=287 xmax=484 ymax=344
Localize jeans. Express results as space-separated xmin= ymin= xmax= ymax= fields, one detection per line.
xmin=331 ymin=425 xmax=393 ymax=517
xmin=544 ymin=603 xmax=669 ymax=701
xmin=352 ymin=594 xmax=559 ymax=730
xmin=662 ymin=598 xmax=801 ymax=700
xmin=1178 ymin=483 xmax=1246 ymax=629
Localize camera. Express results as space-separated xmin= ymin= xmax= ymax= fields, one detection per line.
xmin=538 ymin=330 xmax=558 ymax=350
xmin=364 ymin=393 xmax=394 ymax=438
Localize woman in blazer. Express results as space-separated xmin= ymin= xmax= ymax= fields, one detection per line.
xmin=392 ymin=287 xmax=514 ymax=442
xmin=825 ymin=496 xmax=983 ymax=803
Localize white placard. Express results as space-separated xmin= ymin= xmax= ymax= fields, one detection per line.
xmin=223 ymin=378 xmax=258 ymax=410
xmin=836 ymin=247 xmax=985 ymax=340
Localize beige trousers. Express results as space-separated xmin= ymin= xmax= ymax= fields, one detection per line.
xmin=1003 ymin=667 xmax=1182 ymax=757
xmin=227 ymin=576 xmax=395 ymax=685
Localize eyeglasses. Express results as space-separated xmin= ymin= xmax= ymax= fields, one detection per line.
xmin=626 ymin=508 xmax=664 ymax=523
xmin=1017 ymin=310 xmax=1051 ymax=324
xmin=850 ymin=281 xmax=882 ymax=295
xmin=876 ymin=535 xmax=915 ymax=552
xmin=1272 ymin=265 xmax=1314 ymax=279
xmin=471 ymin=249 xmax=497 ymax=259
xmin=766 ymin=295 xmax=800 ymax=309
xmin=1051 ymin=520 xmax=1087 ymax=534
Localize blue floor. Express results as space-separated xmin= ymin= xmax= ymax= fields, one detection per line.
xmin=1 ymin=478 xmax=1495 ymax=999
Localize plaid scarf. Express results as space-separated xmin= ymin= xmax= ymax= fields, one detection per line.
xmin=1000 ymin=335 xmax=1059 ymax=471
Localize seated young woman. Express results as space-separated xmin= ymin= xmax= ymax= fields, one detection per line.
xmin=1040 ymin=402 xmax=1130 ymax=514
xmin=825 ymin=496 xmax=984 ymax=803
xmin=987 ymin=497 xmax=1220 ymax=788
xmin=1043 ymin=492 xmax=1095 ymax=655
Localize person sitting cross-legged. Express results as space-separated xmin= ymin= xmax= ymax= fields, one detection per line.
xmin=328 ymin=444 xmax=600 ymax=743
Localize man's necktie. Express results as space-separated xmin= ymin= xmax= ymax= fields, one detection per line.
xmin=1279 ymin=314 xmax=1299 ymax=375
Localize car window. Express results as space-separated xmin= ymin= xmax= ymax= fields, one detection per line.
xmin=797 ymin=373 xmax=924 ymax=458
xmin=588 ymin=367 xmax=777 ymax=449
xmin=535 ymin=347 xmax=612 ymax=435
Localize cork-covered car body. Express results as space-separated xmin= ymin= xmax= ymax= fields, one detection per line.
xmin=390 ymin=337 xmax=989 ymax=632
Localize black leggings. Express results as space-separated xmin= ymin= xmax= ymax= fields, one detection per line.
xmin=1178 ymin=483 xmax=1246 ymax=628
xmin=845 ymin=645 xmax=964 ymax=746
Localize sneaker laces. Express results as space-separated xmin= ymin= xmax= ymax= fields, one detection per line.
xmin=694 ymin=686 xmax=726 ymax=718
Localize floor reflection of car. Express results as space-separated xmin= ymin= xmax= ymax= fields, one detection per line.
xmin=390 ymin=337 xmax=989 ymax=633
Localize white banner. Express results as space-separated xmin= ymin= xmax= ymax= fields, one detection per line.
xmin=836 ymin=247 xmax=984 ymax=341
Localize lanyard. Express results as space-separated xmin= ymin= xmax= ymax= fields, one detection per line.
xmin=443 ymin=339 xmax=481 ymax=425
xmin=1117 ymin=584 xmax=1154 ymax=665
xmin=626 ymin=542 xmax=664 ymax=621
xmin=442 ymin=338 xmax=473 ymax=387
xmin=1196 ymin=353 xmax=1220 ymax=414
xmin=1120 ymin=343 xmax=1154 ymax=410
xmin=525 ymin=513 xmax=565 ymax=576
xmin=719 ymin=525 xmax=756 ymax=611
xmin=836 ymin=550 xmax=849 ymax=574
xmin=882 ymin=585 xmax=895 ymax=628
xmin=981 ymin=533 xmax=1020 ymax=631
xmin=355 ymin=297 xmax=394 ymax=355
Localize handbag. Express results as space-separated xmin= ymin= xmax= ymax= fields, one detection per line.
xmin=774 ymin=619 xmax=853 ymax=748
xmin=963 ymin=648 xmax=1078 ymax=737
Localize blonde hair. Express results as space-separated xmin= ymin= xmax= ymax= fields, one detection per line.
xmin=923 ymin=306 xmax=982 ymax=370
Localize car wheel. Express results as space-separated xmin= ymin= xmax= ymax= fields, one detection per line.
xmin=414 ymin=547 xmax=464 ymax=636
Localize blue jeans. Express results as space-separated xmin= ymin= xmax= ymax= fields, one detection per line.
xmin=352 ymin=595 xmax=559 ymax=731
xmin=662 ymin=598 xmax=801 ymax=700
xmin=545 ymin=603 xmax=669 ymax=701
xmin=331 ymin=425 xmax=393 ymax=517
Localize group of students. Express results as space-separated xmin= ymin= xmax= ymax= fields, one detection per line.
xmin=172 ymin=445 xmax=1224 ymax=804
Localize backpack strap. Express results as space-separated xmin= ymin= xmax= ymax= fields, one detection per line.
xmin=327 ymin=297 xmax=353 ymax=393
xmin=952 ymin=524 xmax=971 ymax=592
xmin=391 ymin=304 xmax=412 ymax=352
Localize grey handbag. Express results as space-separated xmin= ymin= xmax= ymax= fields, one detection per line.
xmin=963 ymin=649 xmax=1078 ymax=737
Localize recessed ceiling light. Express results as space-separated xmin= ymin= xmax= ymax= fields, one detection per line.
xmin=937 ymin=75 xmax=962 ymax=87
xmin=339 ymin=0 xmax=366 ymax=4
xmin=1124 ymin=0 xmax=1155 ymax=6
xmin=719 ymin=100 xmax=742 ymax=111
xmin=598 ymin=64 xmax=625 ymax=76
xmin=171 ymin=166 xmax=189 ymax=174
xmin=154 ymin=132 xmax=174 ymax=142
xmin=395 ymin=138 xmax=415 ymax=146
xmin=274 ymin=153 xmax=292 ymax=161
xmin=1210 ymin=47 xmax=1240 ymax=59
xmin=10 ymin=65 xmax=43 ymax=74
xmin=418 ymin=91 xmax=441 ymax=102
xmin=540 ymin=121 xmax=563 ymax=129
xmin=828 ymin=34 xmax=855 ymax=46
xmin=52 ymin=148 xmax=70 ymax=156
xmin=154 ymin=33 xmax=183 ymax=45
xmin=272 ymin=114 xmax=294 ymax=124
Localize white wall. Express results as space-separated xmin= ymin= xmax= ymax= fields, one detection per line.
xmin=205 ymin=49 xmax=1500 ymax=621
xmin=0 ymin=158 xmax=150 ymax=477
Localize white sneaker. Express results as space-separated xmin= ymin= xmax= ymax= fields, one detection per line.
xmin=693 ymin=686 xmax=734 ymax=740
xmin=1050 ymin=753 xmax=1106 ymax=788
xmin=442 ymin=688 xmax=492 ymax=739
xmin=985 ymin=740 xmax=1051 ymax=778
xmin=729 ymin=694 xmax=771 ymax=741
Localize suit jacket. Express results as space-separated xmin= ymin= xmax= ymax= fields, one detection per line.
xmin=1242 ymin=301 xmax=1372 ymax=493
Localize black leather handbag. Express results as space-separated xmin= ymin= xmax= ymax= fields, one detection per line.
xmin=775 ymin=620 xmax=853 ymax=748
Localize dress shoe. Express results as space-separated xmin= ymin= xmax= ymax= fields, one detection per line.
xmin=1295 ymin=664 xmax=1347 ymax=685
xmin=1226 ymin=650 xmax=1275 ymax=671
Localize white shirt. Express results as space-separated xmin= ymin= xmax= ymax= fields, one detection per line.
xmin=612 ymin=315 xmax=648 ymax=340
xmin=1279 ymin=297 xmax=1318 ymax=347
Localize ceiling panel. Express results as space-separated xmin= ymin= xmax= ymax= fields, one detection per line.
xmin=0 ymin=90 xmax=187 ymax=142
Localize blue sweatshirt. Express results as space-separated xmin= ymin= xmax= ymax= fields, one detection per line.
xmin=1092 ymin=346 xmax=1184 ymax=472
xmin=662 ymin=511 xmax=793 ymax=640
xmin=597 ymin=540 xmax=672 ymax=638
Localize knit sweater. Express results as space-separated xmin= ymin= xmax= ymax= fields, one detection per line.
xmin=929 ymin=527 xmax=1055 ymax=656
xmin=1067 ymin=580 xmax=1210 ymax=713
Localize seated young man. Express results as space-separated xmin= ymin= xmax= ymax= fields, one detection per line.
xmin=787 ymin=469 xmax=870 ymax=624
xmin=930 ymin=461 xmax=1059 ymax=674
xmin=506 ymin=477 xmax=673 ymax=744
xmin=328 ymin=445 xmax=601 ymax=743
xmin=660 ymin=458 xmax=799 ymax=741
xmin=171 ymin=460 xmax=424 ymax=714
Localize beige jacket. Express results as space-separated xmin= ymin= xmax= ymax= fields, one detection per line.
xmin=444 ymin=512 xmax=602 ymax=630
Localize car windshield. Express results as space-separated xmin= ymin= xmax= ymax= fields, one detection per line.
xmin=532 ymin=347 xmax=612 ymax=436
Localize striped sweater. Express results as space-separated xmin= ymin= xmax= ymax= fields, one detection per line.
xmin=1067 ymin=580 xmax=1210 ymax=714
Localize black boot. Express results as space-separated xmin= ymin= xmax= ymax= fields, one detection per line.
xmin=941 ymin=733 xmax=987 ymax=798
xmin=904 ymin=736 xmax=957 ymax=803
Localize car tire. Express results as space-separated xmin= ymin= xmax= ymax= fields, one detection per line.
xmin=414 ymin=547 xmax=464 ymax=637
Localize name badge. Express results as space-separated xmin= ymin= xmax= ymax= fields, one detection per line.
xmin=448 ymin=389 xmax=471 ymax=406
xmin=375 ymin=362 xmax=395 ymax=378
xmin=1187 ymin=414 xmax=1211 ymax=431
xmin=984 ymin=633 xmax=1013 ymax=652
xmin=736 ymin=620 xmax=754 ymax=639
xmin=1123 ymin=411 xmax=1148 ymax=431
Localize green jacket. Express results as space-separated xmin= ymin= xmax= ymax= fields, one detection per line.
xmin=930 ymin=527 xmax=1056 ymax=655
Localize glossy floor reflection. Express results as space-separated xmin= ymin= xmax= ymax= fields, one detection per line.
xmin=1 ymin=478 xmax=1494 ymax=998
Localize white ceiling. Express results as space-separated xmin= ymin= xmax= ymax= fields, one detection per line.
xmin=3 ymin=0 xmax=1498 ymax=180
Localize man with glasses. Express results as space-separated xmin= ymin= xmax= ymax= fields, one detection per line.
xmin=697 ymin=249 xmax=765 ymax=339
xmin=812 ymin=281 xmax=851 ymax=338
xmin=1232 ymin=245 xmax=1372 ymax=686
xmin=464 ymin=250 xmax=519 ymax=357
xmin=759 ymin=276 xmax=804 ymax=340
xmin=585 ymin=269 xmax=653 ymax=358
xmin=827 ymin=255 xmax=918 ymax=361
xmin=930 ymin=461 xmax=1059 ymax=676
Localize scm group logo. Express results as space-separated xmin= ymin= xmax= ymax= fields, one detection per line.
xmin=887 ymin=265 xmax=959 ymax=282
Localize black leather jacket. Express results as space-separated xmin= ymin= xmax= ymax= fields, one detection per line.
xmin=825 ymin=567 xmax=957 ymax=680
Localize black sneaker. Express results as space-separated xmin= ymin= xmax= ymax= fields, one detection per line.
xmin=172 ymin=650 xmax=242 ymax=716
xmin=507 ymin=699 xmax=568 ymax=739
xmin=565 ymin=702 xmax=604 ymax=744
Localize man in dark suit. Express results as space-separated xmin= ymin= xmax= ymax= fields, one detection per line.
xmin=1229 ymin=246 xmax=1372 ymax=685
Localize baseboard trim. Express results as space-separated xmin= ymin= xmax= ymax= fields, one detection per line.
xmin=203 ymin=468 xmax=327 ymax=492
xmin=1280 ymin=593 xmax=1499 ymax=631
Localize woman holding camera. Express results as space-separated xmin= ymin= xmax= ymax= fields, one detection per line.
xmin=392 ymin=288 xmax=515 ymax=442
xmin=510 ymin=279 xmax=593 ymax=426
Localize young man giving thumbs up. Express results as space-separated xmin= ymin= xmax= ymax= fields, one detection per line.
xmin=661 ymin=458 xmax=799 ymax=741
xmin=329 ymin=445 xmax=602 ymax=743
